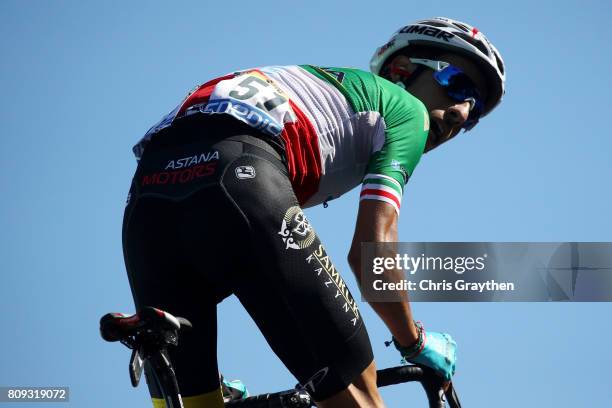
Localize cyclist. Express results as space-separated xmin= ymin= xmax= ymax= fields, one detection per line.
xmin=122 ymin=17 xmax=505 ymax=408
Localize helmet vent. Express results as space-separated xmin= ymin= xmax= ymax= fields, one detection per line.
xmin=452 ymin=22 xmax=471 ymax=32
xmin=455 ymin=32 xmax=490 ymax=56
xmin=424 ymin=21 xmax=448 ymax=28
xmin=494 ymin=51 xmax=505 ymax=76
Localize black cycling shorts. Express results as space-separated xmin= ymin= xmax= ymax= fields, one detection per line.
xmin=122 ymin=117 xmax=373 ymax=401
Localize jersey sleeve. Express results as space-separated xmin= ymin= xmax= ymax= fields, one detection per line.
xmin=360 ymin=76 xmax=429 ymax=215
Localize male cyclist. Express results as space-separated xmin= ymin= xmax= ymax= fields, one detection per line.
xmin=122 ymin=17 xmax=505 ymax=408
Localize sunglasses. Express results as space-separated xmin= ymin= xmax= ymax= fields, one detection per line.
xmin=410 ymin=58 xmax=484 ymax=130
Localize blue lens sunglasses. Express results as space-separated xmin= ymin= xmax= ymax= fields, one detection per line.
xmin=408 ymin=58 xmax=484 ymax=130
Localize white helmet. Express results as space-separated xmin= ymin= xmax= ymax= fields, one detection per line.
xmin=370 ymin=17 xmax=506 ymax=117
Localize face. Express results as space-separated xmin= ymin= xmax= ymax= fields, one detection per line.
xmin=389 ymin=53 xmax=488 ymax=152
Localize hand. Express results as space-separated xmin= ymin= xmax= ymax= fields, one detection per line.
xmin=390 ymin=322 xmax=457 ymax=381
xmin=407 ymin=331 xmax=457 ymax=381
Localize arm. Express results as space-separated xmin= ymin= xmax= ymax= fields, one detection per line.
xmin=347 ymin=199 xmax=419 ymax=348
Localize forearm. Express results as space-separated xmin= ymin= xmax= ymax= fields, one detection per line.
xmin=350 ymin=200 xmax=419 ymax=347
xmin=348 ymin=250 xmax=419 ymax=347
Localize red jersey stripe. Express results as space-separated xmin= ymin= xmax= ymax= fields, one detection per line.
xmin=281 ymin=100 xmax=321 ymax=205
xmin=360 ymin=188 xmax=401 ymax=208
xmin=176 ymin=73 xmax=236 ymax=116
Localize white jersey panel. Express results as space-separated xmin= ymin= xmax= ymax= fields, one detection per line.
xmin=260 ymin=66 xmax=386 ymax=206
xmin=260 ymin=65 xmax=351 ymax=174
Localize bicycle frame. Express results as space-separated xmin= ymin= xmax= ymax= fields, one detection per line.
xmin=141 ymin=349 xmax=184 ymax=408
xmin=101 ymin=308 xmax=461 ymax=407
xmin=149 ymin=360 xmax=460 ymax=408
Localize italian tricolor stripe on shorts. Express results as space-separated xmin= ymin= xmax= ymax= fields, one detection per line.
xmin=360 ymin=173 xmax=403 ymax=214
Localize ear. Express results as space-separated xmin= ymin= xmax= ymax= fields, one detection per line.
xmin=388 ymin=55 xmax=419 ymax=82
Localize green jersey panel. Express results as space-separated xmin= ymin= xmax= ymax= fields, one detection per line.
xmin=301 ymin=65 xmax=429 ymax=212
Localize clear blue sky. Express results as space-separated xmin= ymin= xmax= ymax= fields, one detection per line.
xmin=1 ymin=1 xmax=611 ymax=407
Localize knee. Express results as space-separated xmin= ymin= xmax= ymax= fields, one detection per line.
xmin=315 ymin=361 xmax=385 ymax=408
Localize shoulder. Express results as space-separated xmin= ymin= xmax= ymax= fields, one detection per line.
xmin=327 ymin=67 xmax=429 ymax=128
xmin=364 ymin=75 xmax=430 ymax=184
xmin=374 ymin=75 xmax=428 ymax=124
xmin=374 ymin=76 xmax=429 ymax=148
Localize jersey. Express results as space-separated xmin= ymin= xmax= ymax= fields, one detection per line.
xmin=134 ymin=65 xmax=430 ymax=214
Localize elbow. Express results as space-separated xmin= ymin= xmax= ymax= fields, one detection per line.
xmin=347 ymin=244 xmax=360 ymax=271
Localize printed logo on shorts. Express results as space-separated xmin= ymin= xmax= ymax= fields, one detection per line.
xmin=306 ymin=244 xmax=360 ymax=327
xmin=165 ymin=150 xmax=219 ymax=170
xmin=140 ymin=150 xmax=220 ymax=186
xmin=302 ymin=367 xmax=329 ymax=394
xmin=278 ymin=206 xmax=316 ymax=250
xmin=235 ymin=165 xmax=256 ymax=179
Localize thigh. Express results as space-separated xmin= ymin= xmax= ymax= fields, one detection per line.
xmin=123 ymin=195 xmax=223 ymax=397
xmin=221 ymin=153 xmax=374 ymax=401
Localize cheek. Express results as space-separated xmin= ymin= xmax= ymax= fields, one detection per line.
xmin=425 ymin=81 xmax=456 ymax=110
xmin=435 ymin=92 xmax=459 ymax=111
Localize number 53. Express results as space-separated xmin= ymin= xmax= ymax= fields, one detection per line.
xmin=229 ymin=76 xmax=287 ymax=111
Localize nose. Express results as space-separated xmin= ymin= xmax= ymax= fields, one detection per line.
xmin=444 ymin=100 xmax=471 ymax=127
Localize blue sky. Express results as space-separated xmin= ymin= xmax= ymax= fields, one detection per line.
xmin=1 ymin=0 xmax=611 ymax=407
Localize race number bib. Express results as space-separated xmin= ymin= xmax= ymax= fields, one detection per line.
xmin=202 ymin=70 xmax=296 ymax=137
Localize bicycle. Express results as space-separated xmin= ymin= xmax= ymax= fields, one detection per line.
xmin=100 ymin=306 xmax=462 ymax=408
